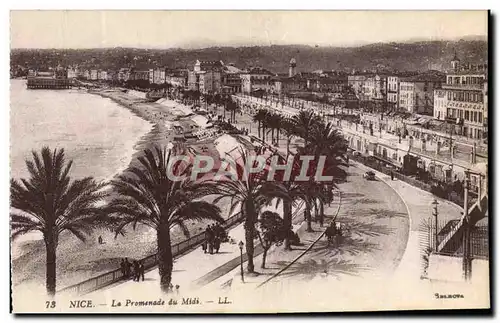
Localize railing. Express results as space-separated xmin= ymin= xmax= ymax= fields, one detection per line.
xmin=428 ymin=219 xmax=489 ymax=260
xmin=58 ymin=211 xmax=245 ymax=296
xmin=348 ymin=153 xmax=467 ymax=205
xmin=351 ymin=153 xmax=430 ymax=189
xmin=437 ymin=191 xmax=488 ymax=254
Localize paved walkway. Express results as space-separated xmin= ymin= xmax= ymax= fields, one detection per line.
xmin=87 ymin=196 xmax=303 ymax=299
xmin=85 ymin=213 xmax=249 ymax=298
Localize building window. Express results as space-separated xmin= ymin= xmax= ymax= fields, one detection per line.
xmin=479 ymin=112 xmax=483 ymax=123
xmin=465 ymin=110 xmax=469 ymax=121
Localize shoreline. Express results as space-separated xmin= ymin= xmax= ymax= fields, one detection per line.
xmin=11 ymin=87 xmax=237 ymax=292
xmin=89 ymin=89 xmax=176 ymax=174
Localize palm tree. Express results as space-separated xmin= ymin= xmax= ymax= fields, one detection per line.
xmin=309 ymin=182 xmax=335 ymax=227
xmin=302 ymin=122 xmax=348 ymax=229
xmin=281 ymin=118 xmax=296 ymax=156
xmin=272 ymin=154 xmax=304 ymax=250
xmin=226 ymin=97 xmax=240 ymax=123
xmin=266 ymin=113 xmax=283 ymax=146
xmin=291 ymin=110 xmax=321 ymax=148
xmin=10 ymin=147 xmax=108 ymax=296
xmin=253 ymin=109 xmax=268 ymax=140
xmin=212 ymin=149 xmax=289 ymax=273
xmin=106 ymin=146 xmax=223 ymax=293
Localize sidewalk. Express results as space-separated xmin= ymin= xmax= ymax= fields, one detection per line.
xmin=87 ymin=195 xmax=299 ymax=298
xmin=86 ymin=215 xmax=249 ymax=298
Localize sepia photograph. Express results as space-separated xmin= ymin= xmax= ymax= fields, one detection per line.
xmin=9 ymin=10 xmax=490 ymax=313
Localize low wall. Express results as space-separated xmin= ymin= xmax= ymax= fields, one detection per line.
xmin=427 ymin=254 xmax=464 ymax=282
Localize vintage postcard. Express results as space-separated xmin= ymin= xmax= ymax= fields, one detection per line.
xmin=10 ymin=10 xmax=490 ymax=313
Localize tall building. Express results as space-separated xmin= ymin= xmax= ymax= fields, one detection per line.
xmin=347 ymin=73 xmax=371 ymax=100
xmin=387 ymin=72 xmax=419 ymax=110
xmin=440 ymin=55 xmax=487 ymax=139
xmin=289 ymin=58 xmax=297 ymax=78
xmin=399 ymin=71 xmax=445 ymax=115
xmin=221 ymin=64 xmax=243 ymax=94
xmin=189 ymin=60 xmax=224 ymax=93
xmin=433 ymin=89 xmax=448 ymax=120
xmin=240 ymin=67 xmax=275 ymax=93
xmin=362 ymin=74 xmax=388 ymax=101
xmin=451 ymin=51 xmax=461 ymax=72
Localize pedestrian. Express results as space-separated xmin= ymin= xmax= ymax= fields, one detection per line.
xmin=120 ymin=258 xmax=126 ymax=278
xmin=124 ymin=258 xmax=131 ymax=278
xmin=169 ymin=283 xmax=174 ymax=293
xmin=132 ymin=261 xmax=140 ymax=282
xmin=391 ymin=170 xmax=394 ymax=181
xmin=213 ymin=236 xmax=221 ymax=254
xmin=205 ymin=225 xmax=213 ymax=253
xmin=138 ymin=261 xmax=145 ymax=282
xmin=206 ymin=225 xmax=214 ymax=254
xmin=175 ymin=285 xmax=180 ymax=295
xmin=201 ymin=239 xmax=207 ymax=253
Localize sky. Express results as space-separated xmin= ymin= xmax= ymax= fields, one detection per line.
xmin=10 ymin=10 xmax=488 ymax=49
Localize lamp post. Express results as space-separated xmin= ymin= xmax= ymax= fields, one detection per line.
xmin=463 ymin=171 xmax=471 ymax=280
xmin=432 ymin=199 xmax=439 ymax=251
xmin=238 ymin=241 xmax=244 ymax=282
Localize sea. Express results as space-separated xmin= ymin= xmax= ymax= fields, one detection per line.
xmin=10 ymin=79 xmax=152 ymax=181
xmin=10 ymin=79 xmax=152 ymax=256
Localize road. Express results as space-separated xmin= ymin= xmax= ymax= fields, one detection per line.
xmin=205 ymin=162 xmax=410 ymax=292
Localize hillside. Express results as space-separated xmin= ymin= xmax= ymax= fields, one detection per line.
xmin=10 ymin=39 xmax=488 ymax=74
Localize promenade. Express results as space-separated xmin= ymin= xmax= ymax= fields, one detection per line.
xmin=84 ymin=94 xmax=466 ymax=305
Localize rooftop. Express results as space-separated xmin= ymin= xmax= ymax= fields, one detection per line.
xmin=246 ymin=67 xmax=275 ymax=76
xmin=224 ymin=65 xmax=243 ymax=74
xmin=400 ymin=70 xmax=446 ymax=83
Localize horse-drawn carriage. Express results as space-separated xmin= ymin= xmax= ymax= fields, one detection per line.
xmin=325 ymin=221 xmax=344 ymax=246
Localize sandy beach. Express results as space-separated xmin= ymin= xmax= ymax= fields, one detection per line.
xmin=12 ymin=89 xmax=237 ymax=293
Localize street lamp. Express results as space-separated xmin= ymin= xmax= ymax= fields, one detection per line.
xmin=432 ymin=199 xmax=439 ymax=251
xmin=238 ymin=241 xmax=244 ymax=282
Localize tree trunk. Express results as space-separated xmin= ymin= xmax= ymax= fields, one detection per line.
xmin=243 ymin=199 xmax=257 ymax=273
xmin=319 ymin=200 xmax=324 ymax=227
xmin=314 ymin=199 xmax=319 ymax=223
xmin=261 ymin=247 xmax=268 ymax=269
xmin=283 ymin=199 xmax=293 ymax=250
xmin=244 ymin=221 xmax=255 ymax=273
xmin=306 ymin=202 xmax=313 ymax=232
xmin=44 ymin=234 xmax=57 ymax=296
xmin=157 ymin=226 xmax=173 ymax=293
